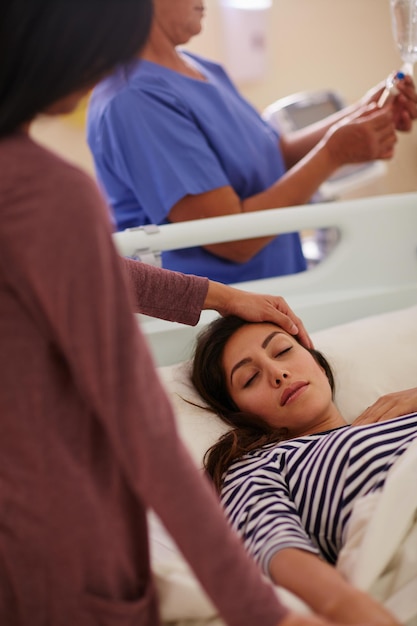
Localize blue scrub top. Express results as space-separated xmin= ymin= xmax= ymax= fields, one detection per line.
xmin=87 ymin=52 xmax=306 ymax=283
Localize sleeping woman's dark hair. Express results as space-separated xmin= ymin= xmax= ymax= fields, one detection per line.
xmin=191 ymin=315 xmax=335 ymax=492
xmin=0 ymin=0 xmax=153 ymax=136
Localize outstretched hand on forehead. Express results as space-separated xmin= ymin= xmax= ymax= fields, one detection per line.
xmin=205 ymin=281 xmax=313 ymax=350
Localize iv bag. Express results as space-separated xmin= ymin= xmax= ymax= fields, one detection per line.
xmin=390 ymin=0 xmax=417 ymax=67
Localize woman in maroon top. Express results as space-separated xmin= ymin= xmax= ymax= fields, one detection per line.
xmin=0 ymin=1 xmax=392 ymax=626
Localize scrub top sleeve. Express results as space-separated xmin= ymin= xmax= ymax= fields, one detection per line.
xmin=98 ymin=88 xmax=231 ymax=223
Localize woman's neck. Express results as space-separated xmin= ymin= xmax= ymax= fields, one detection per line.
xmin=140 ymin=27 xmax=205 ymax=80
xmin=294 ymin=410 xmax=348 ymax=438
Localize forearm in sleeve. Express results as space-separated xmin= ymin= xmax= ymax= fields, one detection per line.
xmin=122 ymin=258 xmax=208 ymax=326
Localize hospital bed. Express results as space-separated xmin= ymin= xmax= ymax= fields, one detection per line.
xmin=114 ymin=192 xmax=417 ymax=625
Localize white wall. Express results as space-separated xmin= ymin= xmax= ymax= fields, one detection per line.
xmin=197 ymin=0 xmax=401 ymax=107
xmin=32 ymin=0 xmax=417 ymax=196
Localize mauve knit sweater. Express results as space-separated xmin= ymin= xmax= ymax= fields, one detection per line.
xmin=0 ymin=133 xmax=287 ymax=626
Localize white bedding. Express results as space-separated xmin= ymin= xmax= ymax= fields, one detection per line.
xmin=150 ymin=304 xmax=417 ymax=624
xmin=338 ymin=437 xmax=417 ymax=625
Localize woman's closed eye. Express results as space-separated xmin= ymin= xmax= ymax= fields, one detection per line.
xmin=273 ymin=347 xmax=292 ymax=359
xmin=243 ymin=372 xmax=258 ymax=388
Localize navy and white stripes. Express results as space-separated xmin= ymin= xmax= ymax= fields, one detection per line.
xmin=220 ymin=413 xmax=417 ymax=576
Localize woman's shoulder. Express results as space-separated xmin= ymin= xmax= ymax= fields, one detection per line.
xmin=92 ymin=61 xmax=187 ymax=117
xmin=224 ymin=436 xmax=314 ymax=477
xmin=0 ymin=133 xmax=107 ymax=232
xmin=33 ymin=139 xmax=100 ymax=206
xmin=223 ymin=430 xmax=352 ymax=483
xmin=1 ymin=133 xmax=92 ymax=183
xmin=90 ymin=54 xmax=236 ymax=125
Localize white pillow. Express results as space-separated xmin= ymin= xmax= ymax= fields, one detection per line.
xmin=311 ymin=304 xmax=417 ymax=423
xmin=157 ymin=361 xmax=228 ymax=469
xmin=152 ymin=304 xmax=417 ymax=622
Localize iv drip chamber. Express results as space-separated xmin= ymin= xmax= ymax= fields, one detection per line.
xmin=390 ymin=0 xmax=417 ymax=73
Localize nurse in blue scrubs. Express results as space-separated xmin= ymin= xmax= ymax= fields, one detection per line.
xmin=87 ymin=0 xmax=416 ymax=284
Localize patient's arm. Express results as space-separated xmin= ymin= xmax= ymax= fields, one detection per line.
xmin=351 ymin=387 xmax=417 ymax=426
xmin=269 ymin=548 xmax=399 ymax=625
xmin=279 ymin=614 xmax=348 ymax=626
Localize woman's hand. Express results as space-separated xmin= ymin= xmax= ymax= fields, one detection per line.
xmin=323 ymin=104 xmax=397 ymax=167
xmin=361 ymin=73 xmax=417 ymax=131
xmin=352 ymin=387 xmax=417 ymax=426
xmin=204 ymin=281 xmax=313 ymax=349
xmin=391 ymin=74 xmax=417 ymax=131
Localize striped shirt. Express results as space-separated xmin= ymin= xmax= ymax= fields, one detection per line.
xmin=221 ymin=412 xmax=417 ymax=575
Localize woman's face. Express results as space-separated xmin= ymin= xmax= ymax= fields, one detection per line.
xmin=222 ymin=323 xmax=342 ymax=437
xmin=152 ymin=0 xmax=205 ymax=45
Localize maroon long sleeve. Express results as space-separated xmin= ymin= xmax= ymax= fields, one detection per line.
xmin=0 ymin=134 xmax=288 ymax=626
xmin=123 ymin=258 xmax=208 ymax=326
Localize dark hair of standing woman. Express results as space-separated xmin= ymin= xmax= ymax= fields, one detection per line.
xmin=191 ymin=315 xmax=335 ymax=492
xmin=0 ymin=0 xmax=153 ymax=137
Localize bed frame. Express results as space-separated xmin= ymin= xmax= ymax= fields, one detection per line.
xmin=113 ymin=192 xmax=417 ymax=367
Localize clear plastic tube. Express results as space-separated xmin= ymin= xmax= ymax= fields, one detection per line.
xmin=377 ymin=69 xmax=406 ymax=106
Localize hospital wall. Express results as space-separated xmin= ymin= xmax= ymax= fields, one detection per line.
xmin=31 ymin=0 xmax=417 ymax=197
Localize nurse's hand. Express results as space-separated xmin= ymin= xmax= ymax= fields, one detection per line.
xmin=361 ymin=73 xmax=417 ymax=131
xmin=324 ymin=103 xmax=397 ymax=165
xmin=391 ymin=73 xmax=417 ymax=131
xmin=204 ymin=281 xmax=313 ymax=349
xmin=352 ymin=387 xmax=417 ymax=426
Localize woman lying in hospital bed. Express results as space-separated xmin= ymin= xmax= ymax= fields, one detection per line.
xmin=189 ymin=314 xmax=417 ymax=625
xmin=150 ymin=307 xmax=417 ymax=624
